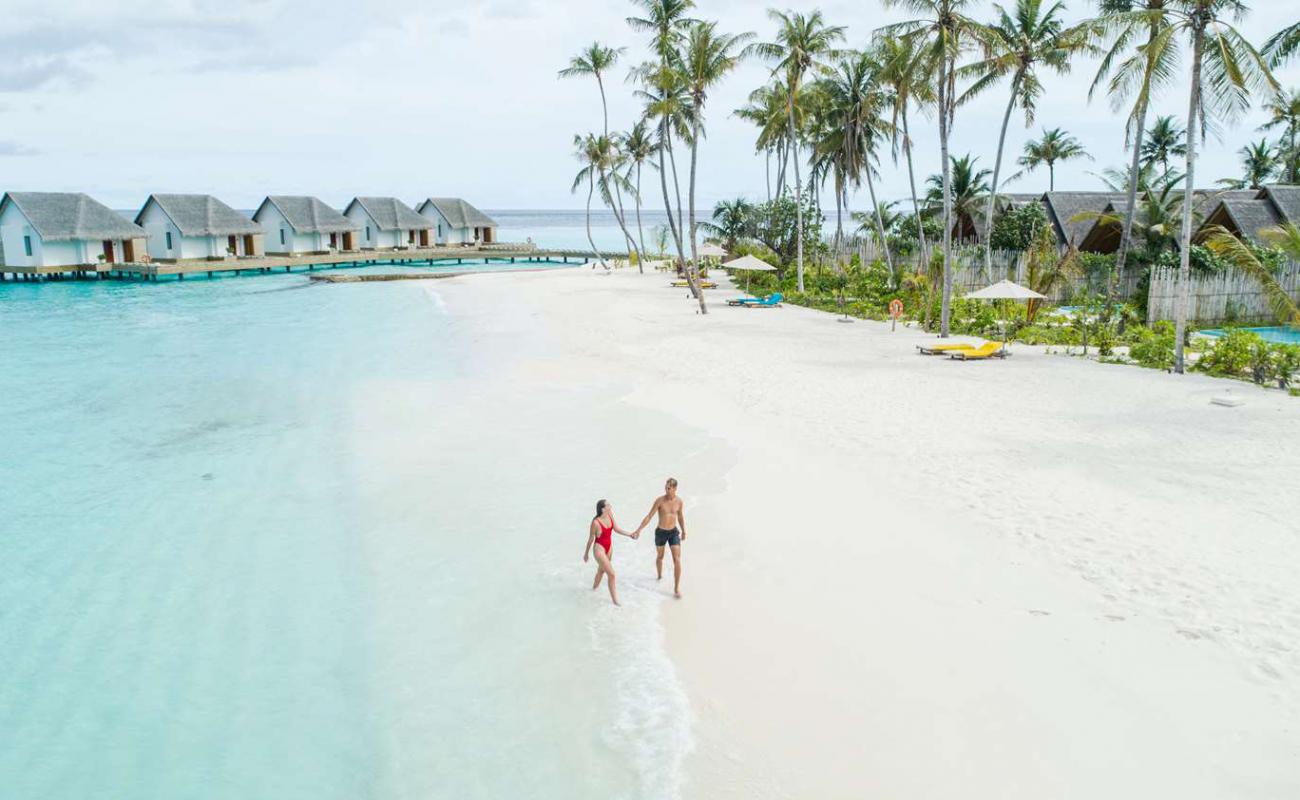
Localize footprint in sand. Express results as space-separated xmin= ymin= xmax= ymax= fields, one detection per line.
xmin=1104 ymin=614 xmax=1126 ymax=622
xmin=1028 ymin=609 xmax=1051 ymax=617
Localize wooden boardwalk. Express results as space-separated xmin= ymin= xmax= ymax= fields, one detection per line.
xmin=0 ymin=245 xmax=627 ymax=282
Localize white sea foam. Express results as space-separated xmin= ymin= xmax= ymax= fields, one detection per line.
xmin=587 ymin=577 xmax=694 ymax=800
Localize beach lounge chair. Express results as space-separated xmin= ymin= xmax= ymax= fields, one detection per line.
xmin=948 ymin=342 xmax=1007 ymax=360
xmin=726 ymin=292 xmax=783 ymax=308
xmin=671 ymin=280 xmax=717 ymax=289
xmin=916 ymin=342 xmax=979 ymax=356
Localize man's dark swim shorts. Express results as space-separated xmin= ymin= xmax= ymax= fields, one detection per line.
xmin=655 ymin=527 xmax=681 ymax=547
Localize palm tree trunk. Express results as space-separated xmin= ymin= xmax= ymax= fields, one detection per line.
xmin=659 ymin=117 xmax=690 ymax=285
xmin=865 ymin=163 xmax=894 ymax=281
xmin=833 ymin=173 xmax=843 ymax=263
xmin=1174 ymin=27 xmax=1205 ymax=374
xmin=1049 ymin=162 xmax=1055 ymax=191
xmin=902 ymin=108 xmax=928 ymax=272
xmin=607 ymin=170 xmax=644 ymax=270
xmin=687 ymin=118 xmax=707 ymax=314
xmin=788 ymin=86 xmax=805 ymax=293
xmin=938 ymin=57 xmax=954 ymax=337
xmin=984 ymin=81 xmax=1019 ymax=278
xmin=585 ymin=173 xmax=605 ymax=269
xmin=635 ymin=163 xmax=648 ymax=271
xmin=1111 ymin=96 xmax=1150 ymax=314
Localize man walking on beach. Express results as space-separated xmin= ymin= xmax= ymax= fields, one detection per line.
xmin=634 ymin=478 xmax=687 ymax=598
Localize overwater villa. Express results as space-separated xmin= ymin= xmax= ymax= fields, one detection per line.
xmin=343 ymin=197 xmax=433 ymax=250
xmin=0 ymin=192 xmax=147 ymax=271
xmin=416 ymin=198 xmax=498 ymax=245
xmin=254 ymin=195 xmax=359 ymax=255
xmin=135 ymin=194 xmax=264 ymax=262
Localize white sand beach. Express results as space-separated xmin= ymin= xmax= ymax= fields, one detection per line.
xmin=435 ymin=266 xmax=1300 ymax=798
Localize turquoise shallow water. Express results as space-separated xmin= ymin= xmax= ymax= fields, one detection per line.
xmin=0 ymin=269 xmax=697 ymax=799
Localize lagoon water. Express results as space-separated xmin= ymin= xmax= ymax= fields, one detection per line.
xmin=0 ymin=265 xmax=694 ymax=799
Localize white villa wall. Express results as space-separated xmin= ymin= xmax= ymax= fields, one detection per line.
xmin=0 ymin=204 xmax=105 ymax=266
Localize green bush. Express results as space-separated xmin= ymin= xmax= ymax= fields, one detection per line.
xmin=1275 ymin=344 xmax=1300 ymax=389
xmin=1195 ymin=329 xmax=1260 ymax=378
xmin=1128 ymin=321 xmax=1176 ymax=370
xmin=988 ymin=203 xmax=1048 ymax=251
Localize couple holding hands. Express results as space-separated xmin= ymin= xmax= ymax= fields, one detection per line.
xmin=583 ymin=478 xmax=687 ymax=605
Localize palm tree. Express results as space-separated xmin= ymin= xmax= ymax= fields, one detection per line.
xmin=559 ymin=42 xmax=626 ymax=139
xmin=1164 ymin=0 xmax=1277 ymax=374
xmin=1141 ymin=115 xmax=1187 ymax=179
xmin=629 ymin=0 xmax=696 ymax=285
xmin=926 ymin=154 xmax=992 ymax=242
xmin=1090 ymin=0 xmax=1177 ymax=320
xmin=700 ymin=198 xmax=755 ymax=252
xmin=1204 ymin=224 xmax=1300 ymax=324
xmin=1225 ymin=139 xmax=1278 ymax=189
xmin=962 ymin=0 xmax=1091 ymax=273
xmin=621 ymin=121 xmax=658 ymax=264
xmin=1015 ymin=127 xmax=1091 ymax=190
xmin=559 ymin=43 xmax=643 ymax=268
xmin=735 ymin=84 xmax=788 ymax=201
xmin=853 ymin=201 xmax=902 ymax=240
xmin=1260 ymin=88 xmax=1300 ymax=183
xmin=681 ymin=21 xmax=753 ymax=314
xmin=572 ymin=133 xmax=609 ymax=268
xmin=881 ymin=0 xmax=986 ymax=336
xmin=812 ymin=50 xmax=895 ymax=275
xmin=878 ymin=36 xmax=937 ymax=267
xmin=755 ymin=9 xmax=846 ymax=293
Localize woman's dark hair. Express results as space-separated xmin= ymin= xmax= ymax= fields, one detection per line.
xmin=594 ymin=499 xmax=607 ymax=519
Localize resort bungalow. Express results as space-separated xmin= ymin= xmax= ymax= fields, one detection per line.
xmin=416 ymin=197 xmax=498 ymax=245
xmin=135 ymin=194 xmax=264 ymax=262
xmin=343 ymin=196 xmax=433 ymax=250
xmin=1196 ymin=185 xmax=1300 ymax=245
xmin=1042 ymin=192 xmax=1127 ymax=250
xmin=253 ymin=195 xmax=359 ymax=255
xmin=0 ymin=192 xmax=147 ymax=271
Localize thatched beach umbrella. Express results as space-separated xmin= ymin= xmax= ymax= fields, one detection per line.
xmin=965 ymin=280 xmax=1045 ymax=347
xmin=721 ymin=254 xmax=776 ymax=293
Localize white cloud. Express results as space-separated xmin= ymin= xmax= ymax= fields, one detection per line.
xmin=0 ymin=0 xmax=1295 ymax=209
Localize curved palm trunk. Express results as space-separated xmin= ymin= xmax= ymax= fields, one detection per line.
xmin=984 ymin=81 xmax=1020 ymax=279
xmin=596 ymin=74 xmax=641 ymax=269
xmin=607 ymin=172 xmax=644 ymax=270
xmin=788 ymin=88 xmax=805 ymax=292
xmin=667 ymin=134 xmax=687 ymax=261
xmin=658 ymin=117 xmax=690 ymax=286
xmin=585 ymin=173 xmax=605 ymax=269
xmin=938 ymin=58 xmax=954 ymax=337
xmin=686 ymin=118 xmax=707 ymax=313
xmin=1174 ymin=29 xmax=1205 ymax=374
xmin=1110 ymin=99 xmax=1150 ymax=315
xmin=765 ymin=148 xmax=772 ymax=203
xmin=635 ymin=163 xmax=648 ymax=270
xmin=902 ymin=108 xmax=928 ymax=272
xmin=865 ymin=164 xmax=894 ymax=281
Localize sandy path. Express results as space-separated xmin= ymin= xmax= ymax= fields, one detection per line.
xmin=440 ymin=267 xmax=1300 ymax=798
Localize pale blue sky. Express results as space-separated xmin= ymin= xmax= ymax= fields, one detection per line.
xmin=0 ymin=0 xmax=1296 ymax=210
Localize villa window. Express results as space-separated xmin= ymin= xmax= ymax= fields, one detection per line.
xmin=23 ymin=235 xmax=32 ymax=257
xmin=438 ymin=223 xmax=442 ymax=237
xmin=280 ymin=229 xmax=286 ymax=245
xmin=165 ymin=231 xmax=173 ymax=250
xmin=366 ymin=225 xmax=371 ymax=241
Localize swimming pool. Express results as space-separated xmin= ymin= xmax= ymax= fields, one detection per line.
xmin=1198 ymin=326 xmax=1300 ymax=344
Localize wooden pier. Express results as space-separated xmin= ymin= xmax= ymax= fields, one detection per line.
xmin=0 ymin=244 xmax=628 ymax=283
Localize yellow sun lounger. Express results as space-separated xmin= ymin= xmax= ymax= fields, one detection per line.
xmin=948 ymin=342 xmax=1007 ymax=360
xmin=670 ymin=280 xmax=717 ymax=289
xmin=916 ymin=342 xmax=979 ymax=355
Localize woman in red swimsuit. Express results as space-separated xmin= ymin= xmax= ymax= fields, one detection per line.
xmin=583 ymin=499 xmax=637 ymax=605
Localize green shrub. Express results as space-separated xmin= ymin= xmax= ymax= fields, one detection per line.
xmin=1128 ymin=321 xmax=1176 ymax=370
xmin=1272 ymin=344 xmax=1300 ymax=389
xmin=1195 ymin=329 xmax=1261 ymax=378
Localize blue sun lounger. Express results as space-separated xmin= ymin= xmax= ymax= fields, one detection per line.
xmin=726 ymin=292 xmax=783 ymax=308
